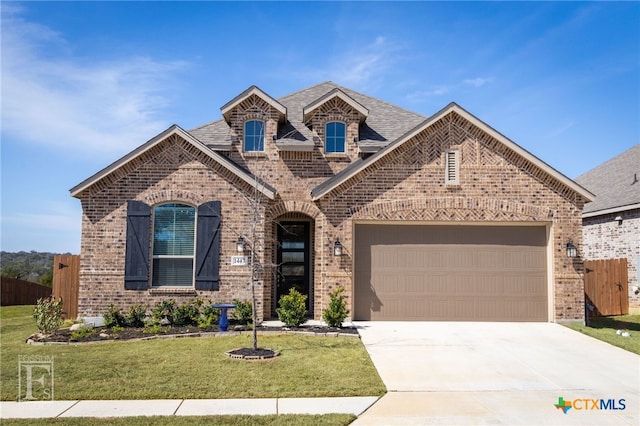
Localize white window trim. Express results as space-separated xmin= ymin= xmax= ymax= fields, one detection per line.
xmin=444 ymin=149 xmax=460 ymax=185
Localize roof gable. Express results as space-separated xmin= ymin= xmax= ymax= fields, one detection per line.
xmin=576 ymin=144 xmax=640 ymax=216
xmin=190 ymin=81 xmax=426 ymax=153
xmin=220 ymin=85 xmax=287 ymax=124
xmin=311 ymin=102 xmax=595 ymax=202
xmin=302 ymin=88 xmax=369 ymax=123
xmin=70 ymin=125 xmax=277 ymax=199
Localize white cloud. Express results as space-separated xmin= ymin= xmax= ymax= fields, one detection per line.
xmin=463 ymin=77 xmax=491 ymax=88
xmin=406 ymin=77 xmax=492 ymax=102
xmin=293 ymin=36 xmax=405 ymax=89
xmin=1 ymin=7 xmax=187 ymax=156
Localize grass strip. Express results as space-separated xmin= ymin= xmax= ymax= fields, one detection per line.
xmin=566 ymin=314 xmax=640 ymax=355
xmin=1 ymin=414 xmax=356 ymax=426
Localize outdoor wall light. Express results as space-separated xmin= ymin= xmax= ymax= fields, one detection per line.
xmin=236 ymin=236 xmax=245 ymax=253
xmin=565 ymin=242 xmax=578 ymax=259
xmin=333 ymin=238 xmax=343 ymax=257
xmin=615 ymin=215 xmax=623 ymax=225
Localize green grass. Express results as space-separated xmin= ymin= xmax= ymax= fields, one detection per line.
xmin=1 ymin=414 xmax=356 ymax=426
xmin=566 ymin=314 xmax=640 ymax=355
xmin=1 ymin=306 xmax=385 ymax=401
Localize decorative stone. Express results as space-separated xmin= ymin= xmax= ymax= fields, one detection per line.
xmin=70 ymin=323 xmax=83 ymax=331
xmin=99 ymin=333 xmax=109 ymax=338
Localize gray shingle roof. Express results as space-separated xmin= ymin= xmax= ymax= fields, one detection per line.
xmin=575 ymin=144 xmax=640 ymax=215
xmin=189 ymin=81 xmax=426 ymax=152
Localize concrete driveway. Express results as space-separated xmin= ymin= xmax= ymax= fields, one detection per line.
xmin=353 ymin=322 xmax=639 ymax=425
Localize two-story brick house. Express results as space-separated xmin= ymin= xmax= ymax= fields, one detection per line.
xmin=71 ymin=81 xmax=594 ymax=322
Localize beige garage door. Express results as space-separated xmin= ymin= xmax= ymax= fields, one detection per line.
xmin=354 ymin=224 xmax=548 ymax=321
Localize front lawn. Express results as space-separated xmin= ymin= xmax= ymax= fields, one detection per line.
xmin=566 ymin=314 xmax=640 ymax=355
xmin=0 ymin=306 xmax=385 ymax=401
xmin=2 ymin=414 xmax=356 ymax=426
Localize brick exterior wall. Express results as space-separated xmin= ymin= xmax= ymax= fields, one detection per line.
xmin=582 ymin=209 xmax=640 ymax=310
xmin=75 ymin=98 xmax=587 ymax=322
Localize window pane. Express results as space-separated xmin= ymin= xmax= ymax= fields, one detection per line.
xmin=153 ymin=258 xmax=193 ymax=286
xmin=282 ymin=264 xmax=305 ymax=276
xmin=244 ymin=120 xmax=264 ymax=151
xmin=325 ymin=122 xmax=345 ymax=153
xmin=152 ymin=203 xmax=195 ymax=287
xmin=282 ymin=251 xmax=305 ymax=262
xmin=153 ymin=204 xmax=195 ymax=256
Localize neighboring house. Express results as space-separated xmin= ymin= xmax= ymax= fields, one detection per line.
xmin=576 ymin=144 xmax=640 ymax=312
xmin=71 ymin=82 xmax=594 ymax=323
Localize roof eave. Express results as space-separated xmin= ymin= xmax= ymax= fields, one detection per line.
xmin=302 ymin=89 xmax=369 ymax=124
xmin=221 ymin=85 xmax=287 ymax=124
xmin=312 ymin=102 xmax=596 ymax=203
xmin=582 ymin=202 xmax=640 ymax=218
xmin=70 ymin=125 xmax=277 ymax=200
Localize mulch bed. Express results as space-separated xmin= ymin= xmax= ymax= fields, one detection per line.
xmin=26 ymin=323 xmax=359 ymax=344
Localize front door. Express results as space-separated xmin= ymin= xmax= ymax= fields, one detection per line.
xmin=276 ymin=222 xmax=311 ymax=313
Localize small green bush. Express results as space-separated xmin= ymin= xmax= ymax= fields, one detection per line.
xmin=173 ymin=299 xmax=201 ymax=326
xmin=276 ymin=289 xmax=308 ymax=327
xmin=233 ymin=299 xmax=253 ymax=325
xmin=197 ymin=304 xmax=219 ymax=329
xmin=103 ymin=304 xmax=126 ymax=328
xmin=151 ymin=299 xmax=176 ymax=324
xmin=70 ymin=325 xmax=94 ymax=341
xmin=126 ymin=304 xmax=147 ymax=328
xmin=33 ymin=296 xmax=64 ymax=334
xmin=322 ymin=287 xmax=350 ymax=328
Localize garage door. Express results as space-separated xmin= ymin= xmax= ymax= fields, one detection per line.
xmin=354 ymin=224 xmax=548 ymax=321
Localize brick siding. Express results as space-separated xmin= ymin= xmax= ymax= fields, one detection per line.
xmin=582 ymin=209 xmax=640 ymax=310
xmin=75 ymin=100 xmax=587 ymax=322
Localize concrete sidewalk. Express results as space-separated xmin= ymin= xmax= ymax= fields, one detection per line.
xmin=0 ymin=396 xmax=379 ymax=419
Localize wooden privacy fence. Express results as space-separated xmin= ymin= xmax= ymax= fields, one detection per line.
xmin=52 ymin=254 xmax=80 ymax=319
xmin=584 ymin=258 xmax=628 ymax=316
xmin=0 ymin=277 xmax=52 ymax=306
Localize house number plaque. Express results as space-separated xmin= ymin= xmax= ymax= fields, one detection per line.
xmin=231 ymin=256 xmax=248 ymax=266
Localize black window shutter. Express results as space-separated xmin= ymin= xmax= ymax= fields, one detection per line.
xmin=195 ymin=201 xmax=221 ymax=290
xmin=124 ymin=200 xmax=151 ymax=290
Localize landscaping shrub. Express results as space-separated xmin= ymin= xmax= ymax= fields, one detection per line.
xmin=173 ymin=299 xmax=202 ymax=326
xmin=33 ymin=296 xmax=64 ymax=334
xmin=233 ymin=299 xmax=253 ymax=325
xmin=70 ymin=325 xmax=94 ymax=340
xmin=197 ymin=304 xmax=219 ymax=329
xmin=126 ymin=304 xmax=147 ymax=328
xmin=151 ymin=299 xmax=176 ymax=324
xmin=103 ymin=304 xmax=126 ymax=328
xmin=322 ymin=287 xmax=349 ymax=328
xmin=276 ymin=289 xmax=308 ymax=327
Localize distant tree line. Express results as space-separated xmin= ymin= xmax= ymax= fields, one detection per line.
xmin=0 ymin=251 xmax=70 ymax=287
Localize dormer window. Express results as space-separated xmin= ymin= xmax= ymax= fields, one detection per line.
xmin=325 ymin=122 xmax=346 ymax=154
xmin=244 ymin=120 xmax=265 ymax=152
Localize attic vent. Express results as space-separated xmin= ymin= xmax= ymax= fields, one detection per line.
xmin=445 ymin=149 xmax=460 ymax=185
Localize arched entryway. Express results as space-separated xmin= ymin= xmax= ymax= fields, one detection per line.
xmin=273 ymin=213 xmax=315 ymax=316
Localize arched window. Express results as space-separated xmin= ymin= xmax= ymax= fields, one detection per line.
xmin=325 ymin=121 xmax=346 ymax=153
xmin=152 ymin=203 xmax=196 ymax=287
xmin=244 ymin=120 xmax=265 ymax=152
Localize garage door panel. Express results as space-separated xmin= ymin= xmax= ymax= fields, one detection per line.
xmin=354 ymin=224 xmax=548 ymax=321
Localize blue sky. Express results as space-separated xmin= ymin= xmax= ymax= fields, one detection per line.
xmin=1 ymin=1 xmax=638 ymax=253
